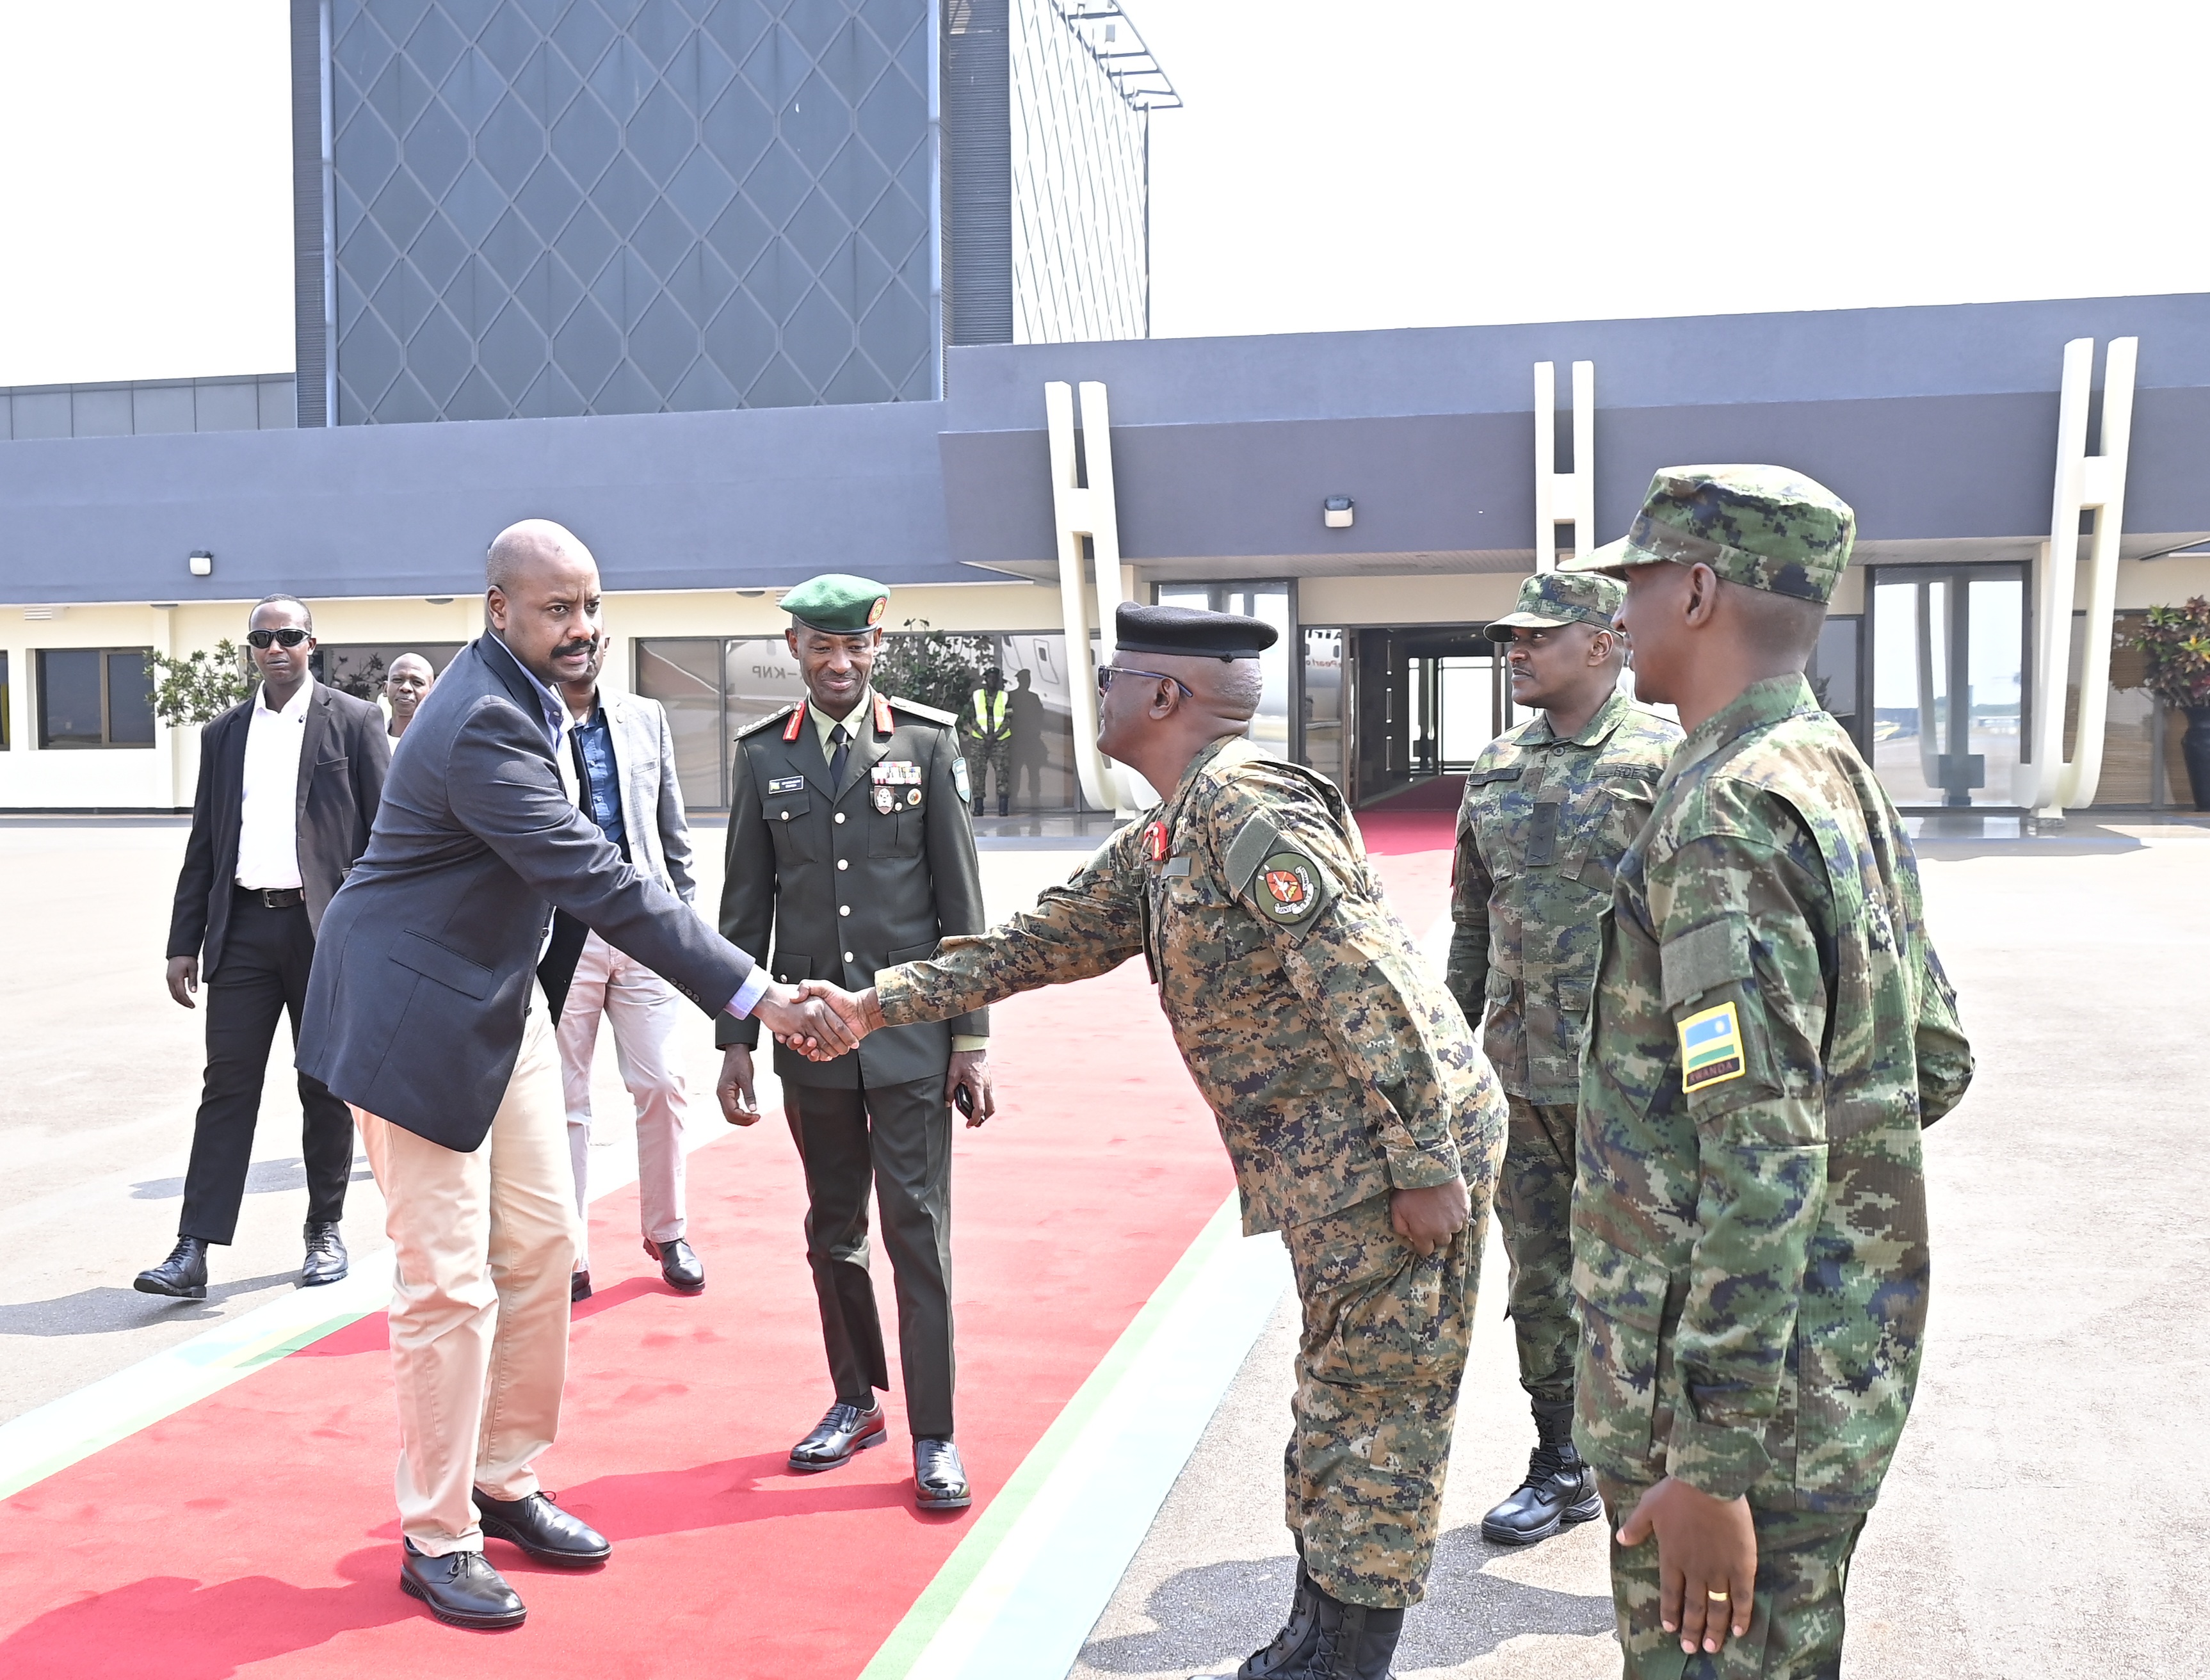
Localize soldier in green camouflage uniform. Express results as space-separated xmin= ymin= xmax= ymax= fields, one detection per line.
xmin=1561 ymin=467 xmax=1974 ymax=1677
xmin=1445 ymin=570 xmax=1681 ymax=1547
xmin=828 ymin=603 xmax=1508 ymax=1680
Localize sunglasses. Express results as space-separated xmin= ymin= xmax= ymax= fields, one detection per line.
xmin=1096 ymin=665 xmax=1193 ymax=698
xmin=245 ymin=628 xmax=311 ymax=649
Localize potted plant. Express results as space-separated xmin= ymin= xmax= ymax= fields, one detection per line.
xmin=2118 ymin=597 xmax=2210 ymax=810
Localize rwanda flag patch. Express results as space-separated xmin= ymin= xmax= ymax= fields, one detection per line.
xmin=1679 ymin=1002 xmax=1746 ymax=1092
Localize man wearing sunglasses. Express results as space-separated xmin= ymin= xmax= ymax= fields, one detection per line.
xmin=141 ymin=595 xmax=391 ymax=1300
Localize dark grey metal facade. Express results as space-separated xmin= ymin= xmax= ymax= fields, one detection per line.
xmin=308 ymin=0 xmax=941 ymax=424
xmin=942 ymin=0 xmax=1010 ymax=344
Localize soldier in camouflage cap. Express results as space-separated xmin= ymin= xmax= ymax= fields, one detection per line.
xmin=804 ymin=602 xmax=1508 ymax=1680
xmin=1564 ymin=467 xmax=1972 ymax=1674
xmin=1449 ymin=570 xmax=1681 ymax=1548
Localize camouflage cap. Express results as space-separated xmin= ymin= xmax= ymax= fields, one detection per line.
xmin=1482 ymin=569 xmax=1625 ymax=641
xmin=1562 ymin=465 xmax=1855 ymax=604
xmin=781 ymin=572 xmax=890 ymax=633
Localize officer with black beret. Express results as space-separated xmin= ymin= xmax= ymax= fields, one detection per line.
xmin=715 ymin=573 xmax=992 ymax=1511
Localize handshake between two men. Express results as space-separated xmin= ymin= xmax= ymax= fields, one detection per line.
xmin=722 ymin=981 xmax=996 ymax=1130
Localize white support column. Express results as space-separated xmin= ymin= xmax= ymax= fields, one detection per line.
xmin=1533 ymin=360 xmax=1595 ymax=572
xmin=1045 ymin=379 xmax=1144 ymax=814
xmin=2027 ymin=336 xmax=2137 ymax=816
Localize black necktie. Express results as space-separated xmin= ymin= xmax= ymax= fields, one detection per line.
xmin=828 ymin=723 xmax=850 ymax=788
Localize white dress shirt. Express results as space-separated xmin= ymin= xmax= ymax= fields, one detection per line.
xmin=234 ymin=680 xmax=313 ymax=891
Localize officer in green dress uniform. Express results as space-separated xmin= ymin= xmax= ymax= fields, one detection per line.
xmin=714 ymin=573 xmax=992 ymax=1512
xmin=1563 ymin=467 xmax=1974 ymax=1676
xmin=807 ymin=603 xmax=1509 ymax=1680
xmin=1446 ymin=569 xmax=1682 ymax=1546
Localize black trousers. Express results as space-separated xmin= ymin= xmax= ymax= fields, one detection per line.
xmin=784 ymin=1075 xmax=955 ymax=1439
xmin=177 ymin=892 xmax=355 ymax=1245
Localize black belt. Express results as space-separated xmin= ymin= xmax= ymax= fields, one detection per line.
xmin=237 ymin=885 xmax=305 ymax=909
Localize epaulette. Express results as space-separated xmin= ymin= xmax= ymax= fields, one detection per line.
xmin=882 ymin=695 xmax=958 ymax=727
xmin=736 ymin=702 xmax=802 ymax=739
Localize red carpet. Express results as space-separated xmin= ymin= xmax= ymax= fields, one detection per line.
xmin=0 ymin=839 xmax=1454 ymax=1680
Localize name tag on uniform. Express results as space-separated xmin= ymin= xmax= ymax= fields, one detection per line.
xmin=768 ymin=775 xmax=806 ymax=795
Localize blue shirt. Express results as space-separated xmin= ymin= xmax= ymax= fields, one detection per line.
xmin=482 ymin=631 xmax=566 ymax=752
xmin=570 ymin=702 xmax=629 ymax=861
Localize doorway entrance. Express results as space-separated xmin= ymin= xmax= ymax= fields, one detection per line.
xmin=1344 ymin=626 xmax=1510 ymax=807
xmin=1866 ymin=563 xmax=2029 ymax=808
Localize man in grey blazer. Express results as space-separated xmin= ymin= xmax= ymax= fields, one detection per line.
xmin=298 ymin=520 xmax=855 ymax=1633
xmin=547 ymin=640 xmax=707 ymax=1299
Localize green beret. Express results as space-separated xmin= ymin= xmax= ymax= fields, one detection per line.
xmin=1483 ymin=570 xmax=1624 ymax=641
xmin=1563 ymin=464 xmax=1855 ymax=604
xmin=782 ymin=573 xmax=890 ymax=633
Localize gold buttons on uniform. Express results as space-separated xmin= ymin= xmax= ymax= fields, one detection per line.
xmin=837 ymin=859 xmax=848 ymax=870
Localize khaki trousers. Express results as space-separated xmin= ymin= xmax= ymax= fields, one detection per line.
xmin=557 ymin=930 xmax=693 ymax=1269
xmin=353 ymin=1007 xmax=577 ymax=1556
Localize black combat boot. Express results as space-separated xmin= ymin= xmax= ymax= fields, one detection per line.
xmin=134 ymin=1236 xmax=210 ymax=1299
xmin=1207 ymin=1575 xmax=1403 ymax=1680
xmin=1480 ymin=1398 xmax=1601 ymax=1546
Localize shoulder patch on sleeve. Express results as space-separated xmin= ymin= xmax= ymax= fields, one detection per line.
xmin=1254 ymin=850 xmax=1327 ymax=922
xmin=1679 ymin=1001 xmax=1747 ymax=1091
xmin=885 ymin=695 xmax=958 ymax=727
xmin=735 ymin=702 xmax=800 ymax=739
xmin=1659 ymin=918 xmax=1754 ymax=1009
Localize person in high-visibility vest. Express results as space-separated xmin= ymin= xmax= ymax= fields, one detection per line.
xmin=961 ymin=666 xmax=1013 ymax=816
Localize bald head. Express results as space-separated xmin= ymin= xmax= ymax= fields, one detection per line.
xmin=485 ymin=517 xmax=604 ymax=689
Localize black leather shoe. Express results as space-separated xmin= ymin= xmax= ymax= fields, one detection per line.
xmin=788 ymin=1400 xmax=887 ymax=1473
xmin=134 ymin=1236 xmax=209 ymax=1299
xmin=474 ymin=1489 xmax=611 ymax=1568
xmin=301 ymin=1221 xmax=348 ymax=1287
xmin=571 ymin=1269 xmax=593 ymax=1303
xmin=399 ymin=1541 xmax=527 ymax=1629
xmin=914 ymin=1437 xmax=971 ymax=1510
xmin=643 ymin=1236 xmax=704 ymax=1292
xmin=1481 ymin=1404 xmax=1602 ymax=1546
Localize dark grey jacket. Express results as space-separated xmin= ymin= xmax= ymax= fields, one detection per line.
xmin=717 ymin=693 xmax=987 ymax=1088
xmin=166 ymin=681 xmax=389 ymax=975
xmin=298 ymin=635 xmax=753 ymax=1150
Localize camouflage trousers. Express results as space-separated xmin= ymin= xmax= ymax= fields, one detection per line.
xmin=1278 ymin=1186 xmax=1490 ymax=1610
xmin=1497 ymin=1096 xmax=1578 ymax=1405
xmin=1599 ymin=1474 xmax=1866 ymax=1680
xmin=964 ymin=741 xmax=1010 ymax=810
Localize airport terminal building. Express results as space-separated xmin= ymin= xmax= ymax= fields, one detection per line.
xmin=1 ymin=3 xmax=2206 ymax=820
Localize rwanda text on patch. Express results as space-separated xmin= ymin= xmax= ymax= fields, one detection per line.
xmin=1679 ymin=1001 xmax=1746 ymax=1092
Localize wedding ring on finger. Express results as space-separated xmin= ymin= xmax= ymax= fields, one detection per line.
xmin=1706 ymin=1589 xmax=1731 ymax=1602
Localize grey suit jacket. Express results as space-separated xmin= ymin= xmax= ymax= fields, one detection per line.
xmin=600 ymin=689 xmax=693 ymax=903
xmin=298 ymin=635 xmax=753 ymax=1151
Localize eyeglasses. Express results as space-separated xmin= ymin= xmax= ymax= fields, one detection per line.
xmin=1096 ymin=665 xmax=1193 ymax=698
xmin=245 ymin=628 xmax=310 ymax=649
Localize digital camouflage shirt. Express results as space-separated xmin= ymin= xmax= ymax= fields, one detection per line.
xmin=1573 ymin=675 xmax=1973 ymax=1511
xmin=1446 ymin=690 xmax=1682 ymax=1103
xmin=875 ymin=736 xmax=1508 ymax=1236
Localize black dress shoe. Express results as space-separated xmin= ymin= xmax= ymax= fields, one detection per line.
xmin=399 ymin=1541 xmax=527 ymax=1629
xmin=301 ymin=1221 xmax=348 ymax=1287
xmin=474 ymin=1489 xmax=611 ymax=1568
xmin=571 ymin=1269 xmax=593 ymax=1302
xmin=788 ymin=1400 xmax=887 ymax=1473
xmin=914 ymin=1437 xmax=971 ymax=1511
xmin=134 ymin=1236 xmax=209 ymax=1300
xmin=643 ymin=1236 xmax=704 ymax=1292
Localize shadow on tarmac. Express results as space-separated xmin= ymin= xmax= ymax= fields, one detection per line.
xmin=130 ymin=1156 xmax=375 ymax=1201
xmin=1081 ymin=1525 xmax=1613 ymax=1674
xmin=0 ymin=1273 xmax=298 ymax=1337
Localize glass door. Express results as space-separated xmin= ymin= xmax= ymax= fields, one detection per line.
xmin=1153 ymin=582 xmax=1295 ymax=759
xmin=1867 ymin=565 xmax=2028 ymax=808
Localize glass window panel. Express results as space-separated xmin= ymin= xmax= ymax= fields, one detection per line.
xmin=1871 ymin=569 xmax=2026 ymax=807
xmin=106 ymin=652 xmax=157 ymax=745
xmin=1807 ymin=615 xmax=1860 ymax=725
xmin=0 ymin=649 xmax=10 ymax=749
xmin=311 ymin=642 xmax=465 ymax=703
xmin=1965 ymin=576 xmax=2023 ymax=807
xmin=1302 ymin=628 xmax=1344 ymax=794
xmin=38 ymin=649 xmax=105 ymax=747
xmin=636 ymin=637 xmax=728 ymax=808
xmin=722 ymin=635 xmax=808 ymax=734
xmin=1436 ymin=656 xmax=1496 ymax=768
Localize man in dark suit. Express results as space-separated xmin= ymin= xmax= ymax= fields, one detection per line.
xmin=298 ymin=521 xmax=856 ymax=1632
xmin=715 ymin=573 xmax=992 ymax=1513
xmin=137 ymin=594 xmax=389 ymax=1299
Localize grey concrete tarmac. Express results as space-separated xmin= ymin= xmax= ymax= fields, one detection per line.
xmin=1074 ymin=821 xmax=2210 ymax=1680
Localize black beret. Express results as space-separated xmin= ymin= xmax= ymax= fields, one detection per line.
xmin=1114 ymin=602 xmax=1279 ymax=660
